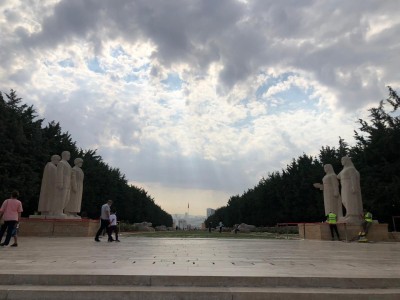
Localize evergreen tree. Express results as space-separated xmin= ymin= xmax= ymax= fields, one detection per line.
xmin=0 ymin=90 xmax=172 ymax=226
xmin=206 ymin=87 xmax=400 ymax=229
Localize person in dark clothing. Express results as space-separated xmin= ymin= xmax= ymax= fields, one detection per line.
xmin=95 ymin=200 xmax=113 ymax=242
xmin=208 ymin=222 xmax=212 ymax=233
xmin=326 ymin=212 xmax=340 ymax=241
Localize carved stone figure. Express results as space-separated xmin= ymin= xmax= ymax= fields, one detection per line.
xmin=337 ymin=156 xmax=363 ymax=224
xmin=313 ymin=164 xmax=343 ymax=220
xmin=38 ymin=155 xmax=61 ymax=215
xmin=64 ymin=158 xmax=84 ymax=217
xmin=53 ymin=151 xmax=72 ymax=217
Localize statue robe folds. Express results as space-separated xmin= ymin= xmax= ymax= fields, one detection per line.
xmin=64 ymin=165 xmax=84 ymax=214
xmin=314 ymin=164 xmax=343 ymax=220
xmin=337 ymin=158 xmax=363 ymax=225
xmin=38 ymin=162 xmax=57 ymax=214
xmin=55 ymin=160 xmax=72 ymax=215
xmin=322 ymin=173 xmax=343 ymax=219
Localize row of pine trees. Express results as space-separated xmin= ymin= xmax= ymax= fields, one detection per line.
xmin=0 ymin=90 xmax=173 ymax=226
xmin=206 ymin=87 xmax=400 ymax=230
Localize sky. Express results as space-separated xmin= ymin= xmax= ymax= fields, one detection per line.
xmin=1 ymin=0 xmax=399 ymax=216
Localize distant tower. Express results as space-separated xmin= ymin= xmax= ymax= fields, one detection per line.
xmin=206 ymin=208 xmax=215 ymax=218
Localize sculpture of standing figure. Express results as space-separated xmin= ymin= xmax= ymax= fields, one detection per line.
xmin=38 ymin=155 xmax=61 ymax=215
xmin=64 ymin=158 xmax=84 ymax=218
xmin=313 ymin=164 xmax=343 ymax=220
xmin=337 ymin=156 xmax=363 ymax=225
xmin=54 ymin=151 xmax=72 ymax=217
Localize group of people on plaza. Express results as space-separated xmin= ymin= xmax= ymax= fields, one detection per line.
xmin=326 ymin=209 xmax=373 ymax=241
xmin=314 ymin=156 xmax=374 ymax=242
xmin=0 ymin=155 xmax=376 ymax=246
xmin=94 ymin=200 xmax=120 ymax=242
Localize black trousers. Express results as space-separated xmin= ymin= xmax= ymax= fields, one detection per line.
xmin=0 ymin=220 xmax=18 ymax=245
xmin=108 ymin=225 xmax=119 ymax=240
xmin=329 ymin=224 xmax=340 ymax=240
xmin=95 ymin=219 xmax=112 ymax=239
xmin=362 ymin=221 xmax=372 ymax=235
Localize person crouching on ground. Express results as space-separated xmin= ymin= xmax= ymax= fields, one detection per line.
xmin=108 ymin=210 xmax=120 ymax=242
xmin=0 ymin=190 xmax=23 ymax=247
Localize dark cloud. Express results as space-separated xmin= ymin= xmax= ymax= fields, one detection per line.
xmin=9 ymin=0 xmax=399 ymax=109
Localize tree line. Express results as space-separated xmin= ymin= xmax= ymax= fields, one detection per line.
xmin=0 ymin=90 xmax=172 ymax=226
xmin=206 ymin=87 xmax=400 ymax=229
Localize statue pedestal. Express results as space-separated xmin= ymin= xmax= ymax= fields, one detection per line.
xmin=19 ymin=218 xmax=99 ymax=237
xmin=298 ymin=222 xmax=390 ymax=241
xmin=30 ymin=214 xmax=82 ymax=220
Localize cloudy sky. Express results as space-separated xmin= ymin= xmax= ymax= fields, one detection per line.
xmin=1 ymin=0 xmax=399 ymax=216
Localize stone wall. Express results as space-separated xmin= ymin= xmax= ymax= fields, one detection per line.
xmin=298 ymin=223 xmax=390 ymax=241
xmin=19 ymin=218 xmax=99 ymax=237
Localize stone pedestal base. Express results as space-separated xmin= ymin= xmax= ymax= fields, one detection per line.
xmin=19 ymin=218 xmax=99 ymax=237
xmin=298 ymin=222 xmax=390 ymax=241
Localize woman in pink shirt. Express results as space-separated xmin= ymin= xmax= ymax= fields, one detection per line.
xmin=0 ymin=190 xmax=23 ymax=247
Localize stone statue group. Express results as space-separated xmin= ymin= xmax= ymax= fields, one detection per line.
xmin=314 ymin=156 xmax=363 ymax=225
xmin=37 ymin=151 xmax=84 ymax=219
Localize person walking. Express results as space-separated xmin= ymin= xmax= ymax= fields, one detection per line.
xmin=326 ymin=211 xmax=340 ymax=241
xmin=94 ymin=200 xmax=113 ymax=242
xmin=0 ymin=190 xmax=23 ymax=247
xmin=234 ymin=224 xmax=240 ymax=234
xmin=208 ymin=222 xmax=212 ymax=233
xmin=219 ymin=221 xmax=224 ymax=233
xmin=108 ymin=210 xmax=120 ymax=242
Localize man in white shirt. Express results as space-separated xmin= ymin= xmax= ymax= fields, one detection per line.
xmin=94 ymin=200 xmax=113 ymax=242
xmin=108 ymin=210 xmax=120 ymax=242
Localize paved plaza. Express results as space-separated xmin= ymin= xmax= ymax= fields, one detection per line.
xmin=1 ymin=235 xmax=399 ymax=278
xmin=1 ymin=236 xmax=400 ymax=299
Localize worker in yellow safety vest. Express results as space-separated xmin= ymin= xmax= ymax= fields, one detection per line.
xmin=326 ymin=212 xmax=340 ymax=241
xmin=359 ymin=209 xmax=373 ymax=241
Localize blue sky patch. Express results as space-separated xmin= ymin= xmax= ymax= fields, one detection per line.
xmin=254 ymin=72 xmax=317 ymax=114
xmin=87 ymin=57 xmax=104 ymax=74
xmin=267 ymin=86 xmax=316 ymax=114
xmin=124 ymin=73 xmax=139 ymax=83
xmin=133 ymin=63 xmax=150 ymax=72
xmin=110 ymin=46 xmax=126 ymax=58
xmin=58 ymin=58 xmax=74 ymax=68
xmin=161 ymin=73 xmax=183 ymax=91
xmin=255 ymin=72 xmax=297 ymax=98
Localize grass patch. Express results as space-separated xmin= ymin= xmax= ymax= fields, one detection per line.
xmin=123 ymin=230 xmax=299 ymax=239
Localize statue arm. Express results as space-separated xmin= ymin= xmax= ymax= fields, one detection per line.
xmin=313 ymin=183 xmax=323 ymax=190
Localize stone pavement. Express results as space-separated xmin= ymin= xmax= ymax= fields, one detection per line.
xmin=0 ymin=235 xmax=399 ymax=278
xmin=1 ymin=236 xmax=400 ymax=299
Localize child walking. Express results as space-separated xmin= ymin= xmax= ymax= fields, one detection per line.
xmin=108 ymin=210 xmax=120 ymax=242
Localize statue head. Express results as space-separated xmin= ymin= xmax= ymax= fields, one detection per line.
xmin=51 ymin=155 xmax=61 ymax=165
xmin=74 ymin=158 xmax=83 ymax=167
xmin=341 ymin=156 xmax=354 ymax=167
xmin=323 ymin=164 xmax=334 ymax=174
xmin=61 ymin=151 xmax=71 ymax=161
